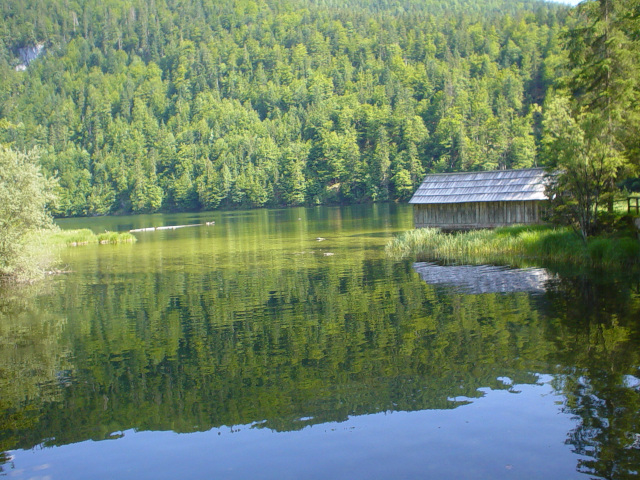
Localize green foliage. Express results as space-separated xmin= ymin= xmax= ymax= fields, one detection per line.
xmin=563 ymin=0 xmax=640 ymax=165
xmin=541 ymin=0 xmax=640 ymax=239
xmin=0 ymin=0 xmax=571 ymax=215
xmin=0 ymin=147 xmax=56 ymax=282
xmin=542 ymin=93 xmax=625 ymax=239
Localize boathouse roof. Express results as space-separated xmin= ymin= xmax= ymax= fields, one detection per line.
xmin=409 ymin=168 xmax=548 ymax=204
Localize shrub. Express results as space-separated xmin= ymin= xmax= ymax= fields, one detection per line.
xmin=0 ymin=148 xmax=56 ymax=283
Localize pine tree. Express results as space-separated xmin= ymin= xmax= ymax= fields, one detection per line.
xmin=564 ymin=0 xmax=638 ymax=170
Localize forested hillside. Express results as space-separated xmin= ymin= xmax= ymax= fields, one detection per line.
xmin=0 ymin=0 xmax=569 ymax=216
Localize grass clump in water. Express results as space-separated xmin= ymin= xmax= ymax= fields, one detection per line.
xmin=96 ymin=231 xmax=137 ymax=244
xmin=46 ymin=228 xmax=137 ymax=247
xmin=386 ymin=225 xmax=639 ymax=268
xmin=47 ymin=228 xmax=94 ymax=246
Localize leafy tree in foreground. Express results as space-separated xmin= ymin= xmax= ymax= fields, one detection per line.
xmin=542 ymin=94 xmax=624 ymax=240
xmin=541 ymin=0 xmax=640 ymax=238
xmin=0 ymin=147 xmax=56 ymax=282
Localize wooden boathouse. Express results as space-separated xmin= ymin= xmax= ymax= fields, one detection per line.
xmin=409 ymin=168 xmax=549 ymax=230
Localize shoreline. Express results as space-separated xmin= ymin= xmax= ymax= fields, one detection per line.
xmin=385 ymin=225 xmax=640 ymax=270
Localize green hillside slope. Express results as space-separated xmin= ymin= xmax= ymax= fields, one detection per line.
xmin=0 ymin=0 xmax=569 ymax=216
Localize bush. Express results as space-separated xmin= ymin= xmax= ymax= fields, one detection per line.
xmin=0 ymin=148 xmax=56 ymax=283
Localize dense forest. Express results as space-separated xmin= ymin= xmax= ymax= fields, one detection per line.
xmin=0 ymin=0 xmax=571 ymax=216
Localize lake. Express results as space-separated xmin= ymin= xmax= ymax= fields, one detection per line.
xmin=1 ymin=204 xmax=639 ymax=479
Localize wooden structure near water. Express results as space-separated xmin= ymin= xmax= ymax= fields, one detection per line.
xmin=409 ymin=168 xmax=549 ymax=230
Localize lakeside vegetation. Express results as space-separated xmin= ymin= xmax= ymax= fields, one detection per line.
xmin=0 ymin=147 xmax=56 ymax=283
xmin=45 ymin=228 xmax=137 ymax=247
xmin=386 ymin=224 xmax=640 ymax=268
xmin=0 ymin=147 xmax=135 ymax=284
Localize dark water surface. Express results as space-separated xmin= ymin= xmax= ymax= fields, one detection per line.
xmin=1 ymin=204 xmax=639 ymax=479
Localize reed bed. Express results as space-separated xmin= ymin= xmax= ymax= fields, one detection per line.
xmin=96 ymin=231 xmax=137 ymax=244
xmin=47 ymin=228 xmax=137 ymax=247
xmin=386 ymin=225 xmax=640 ymax=268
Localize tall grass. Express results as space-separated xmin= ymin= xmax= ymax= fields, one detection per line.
xmin=386 ymin=225 xmax=640 ymax=268
xmin=46 ymin=228 xmax=137 ymax=247
xmin=96 ymin=231 xmax=137 ymax=244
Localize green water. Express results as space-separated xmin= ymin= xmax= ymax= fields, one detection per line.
xmin=1 ymin=204 xmax=639 ymax=479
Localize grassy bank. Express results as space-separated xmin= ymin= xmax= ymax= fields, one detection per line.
xmin=45 ymin=228 xmax=137 ymax=247
xmin=386 ymin=225 xmax=640 ymax=269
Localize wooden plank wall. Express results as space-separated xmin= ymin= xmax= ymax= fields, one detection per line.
xmin=413 ymin=201 xmax=543 ymax=229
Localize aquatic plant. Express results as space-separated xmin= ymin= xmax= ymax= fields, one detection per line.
xmin=46 ymin=229 xmax=137 ymax=247
xmin=386 ymin=225 xmax=640 ymax=268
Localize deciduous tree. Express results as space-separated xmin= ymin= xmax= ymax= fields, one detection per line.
xmin=0 ymin=147 xmax=56 ymax=282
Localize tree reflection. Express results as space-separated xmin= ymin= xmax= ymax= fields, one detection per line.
xmin=562 ymin=372 xmax=640 ymax=479
xmin=0 ymin=284 xmax=70 ymax=471
xmin=1 ymin=257 xmax=639 ymax=480
xmin=544 ymin=273 xmax=640 ymax=480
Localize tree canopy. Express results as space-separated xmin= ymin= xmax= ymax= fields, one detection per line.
xmin=0 ymin=0 xmax=570 ymax=215
xmin=2 ymin=0 xmax=637 ymax=236
xmin=542 ymin=0 xmax=640 ymax=238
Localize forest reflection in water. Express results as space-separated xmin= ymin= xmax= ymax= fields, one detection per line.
xmin=0 ymin=204 xmax=639 ymax=479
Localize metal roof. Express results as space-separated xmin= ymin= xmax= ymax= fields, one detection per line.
xmin=409 ymin=168 xmax=549 ymax=204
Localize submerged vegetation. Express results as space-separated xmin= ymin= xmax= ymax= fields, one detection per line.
xmin=386 ymin=224 xmax=640 ymax=268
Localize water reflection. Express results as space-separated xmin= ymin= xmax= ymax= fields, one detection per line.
xmin=413 ymin=262 xmax=553 ymax=294
xmin=2 ymin=380 xmax=586 ymax=480
xmin=0 ymin=205 xmax=639 ymax=479
xmin=541 ymin=272 xmax=640 ymax=479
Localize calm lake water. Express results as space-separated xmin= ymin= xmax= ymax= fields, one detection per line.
xmin=1 ymin=204 xmax=639 ymax=479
